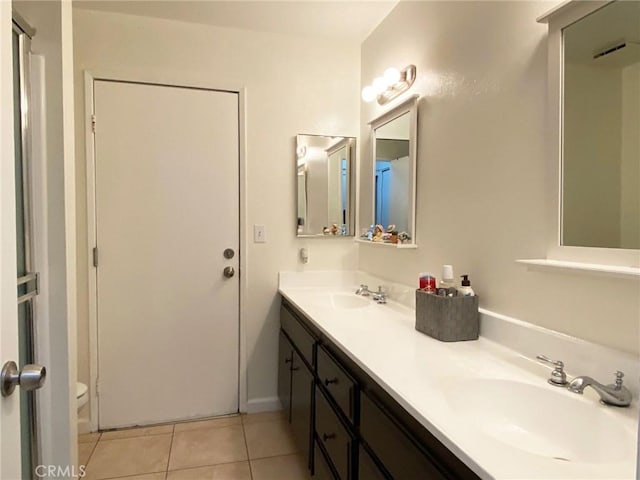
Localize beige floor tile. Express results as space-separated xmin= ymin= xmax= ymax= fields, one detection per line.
xmin=168 ymin=425 xmax=248 ymax=471
xmin=79 ymin=432 xmax=102 ymax=443
xmin=79 ymin=442 xmax=97 ymax=467
xmin=166 ymin=462 xmax=251 ymax=480
xmin=83 ymin=433 xmax=172 ymax=480
xmin=100 ymin=424 xmax=174 ymax=440
xmin=240 ymin=411 xmax=286 ymax=425
xmin=251 ymin=454 xmax=310 ymax=480
xmin=243 ymin=419 xmax=298 ymax=459
xmin=174 ymin=415 xmax=241 ymax=433
xmin=102 ymin=474 xmax=166 ymax=480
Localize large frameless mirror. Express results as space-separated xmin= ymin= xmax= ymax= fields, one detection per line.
xmin=562 ymin=0 xmax=640 ymax=249
xmin=296 ymin=134 xmax=356 ymax=237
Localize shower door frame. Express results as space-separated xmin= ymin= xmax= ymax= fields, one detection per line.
xmin=83 ymin=71 xmax=249 ymax=431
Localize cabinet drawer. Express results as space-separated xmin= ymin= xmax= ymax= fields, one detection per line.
xmin=317 ymin=346 xmax=357 ymax=424
xmin=314 ymin=440 xmax=337 ymax=480
xmin=358 ymin=445 xmax=388 ymax=480
xmin=316 ymin=387 xmax=354 ymax=480
xmin=360 ymin=392 xmax=446 ymax=480
xmin=281 ymin=305 xmax=315 ymax=368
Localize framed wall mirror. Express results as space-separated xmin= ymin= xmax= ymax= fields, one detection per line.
xmin=536 ymin=0 xmax=640 ymax=272
xmin=561 ymin=0 xmax=639 ymax=250
xmin=360 ymin=95 xmax=418 ymax=246
xmin=296 ymin=134 xmax=356 ymax=237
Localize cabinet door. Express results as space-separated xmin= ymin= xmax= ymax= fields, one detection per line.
xmin=358 ymin=446 xmax=388 ymax=480
xmin=291 ymin=349 xmax=314 ymax=467
xmin=278 ymin=330 xmax=293 ymax=421
xmin=361 ymin=392 xmax=446 ymax=480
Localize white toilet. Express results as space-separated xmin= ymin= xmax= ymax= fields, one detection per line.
xmin=77 ymin=382 xmax=88 ymax=411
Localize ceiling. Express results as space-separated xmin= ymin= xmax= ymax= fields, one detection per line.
xmin=73 ymin=0 xmax=399 ymax=42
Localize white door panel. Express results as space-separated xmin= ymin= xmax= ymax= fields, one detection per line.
xmin=1 ymin=7 xmax=21 ymax=474
xmin=94 ymin=81 xmax=239 ymax=428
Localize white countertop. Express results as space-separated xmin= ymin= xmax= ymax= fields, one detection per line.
xmin=278 ymin=273 xmax=638 ymax=479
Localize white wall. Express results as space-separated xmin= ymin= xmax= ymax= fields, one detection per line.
xmin=304 ymin=147 xmax=330 ymax=234
xmin=388 ymin=156 xmax=409 ymax=234
xmin=13 ymin=0 xmax=77 ymax=471
xmin=327 ymin=147 xmax=344 ymax=226
xmin=621 ymin=63 xmax=640 ymax=249
xmin=72 ymin=8 xmax=360 ymax=417
xmin=563 ymin=63 xmax=621 ymax=248
xmin=359 ymin=1 xmax=640 ymax=355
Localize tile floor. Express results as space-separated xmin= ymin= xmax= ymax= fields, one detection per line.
xmin=78 ymin=411 xmax=311 ymax=480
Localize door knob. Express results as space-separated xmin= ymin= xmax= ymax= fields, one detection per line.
xmin=1 ymin=361 xmax=46 ymax=397
xmin=223 ymin=266 xmax=235 ymax=278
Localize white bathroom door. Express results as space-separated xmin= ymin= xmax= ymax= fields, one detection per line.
xmin=93 ymin=80 xmax=240 ymax=429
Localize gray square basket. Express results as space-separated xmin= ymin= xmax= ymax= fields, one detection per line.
xmin=415 ymin=289 xmax=479 ymax=342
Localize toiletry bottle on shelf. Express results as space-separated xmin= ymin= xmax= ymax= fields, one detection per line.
xmin=458 ymin=275 xmax=475 ymax=296
xmin=419 ymin=273 xmax=436 ymax=293
xmin=439 ymin=265 xmax=456 ymax=295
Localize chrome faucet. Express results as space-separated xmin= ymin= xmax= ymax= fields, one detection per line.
xmin=568 ymin=371 xmax=632 ymax=407
xmin=355 ymin=284 xmax=372 ymax=296
xmin=372 ymin=286 xmax=387 ymax=304
xmin=536 ymin=355 xmax=568 ymax=387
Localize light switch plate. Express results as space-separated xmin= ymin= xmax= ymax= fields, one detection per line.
xmin=254 ymin=224 xmax=266 ymax=243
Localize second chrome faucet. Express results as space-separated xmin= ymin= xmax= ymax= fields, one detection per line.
xmin=537 ymin=355 xmax=632 ymax=407
xmin=355 ymin=284 xmax=387 ymax=304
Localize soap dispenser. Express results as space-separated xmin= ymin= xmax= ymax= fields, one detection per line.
xmin=458 ymin=275 xmax=474 ymax=296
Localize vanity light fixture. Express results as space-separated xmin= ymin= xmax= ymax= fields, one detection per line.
xmin=361 ymin=65 xmax=417 ymax=105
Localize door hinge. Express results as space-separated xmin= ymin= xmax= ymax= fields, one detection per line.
xmin=95 ymin=378 xmax=100 ymax=396
xmin=91 ymin=114 xmax=96 ymax=133
xmin=93 ymin=247 xmax=99 ymax=267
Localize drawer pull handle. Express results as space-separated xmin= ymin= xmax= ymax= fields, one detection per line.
xmin=324 ymin=377 xmax=339 ymax=386
xmin=291 ymin=366 xmax=300 ymax=371
xmin=322 ymin=433 xmax=336 ymax=441
xmin=285 ymin=358 xmax=292 ymax=364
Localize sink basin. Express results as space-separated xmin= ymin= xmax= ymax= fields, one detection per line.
xmin=445 ymin=379 xmax=636 ymax=464
xmin=312 ymin=293 xmax=371 ymax=310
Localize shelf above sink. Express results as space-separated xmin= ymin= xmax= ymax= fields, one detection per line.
xmin=516 ymin=259 xmax=640 ymax=279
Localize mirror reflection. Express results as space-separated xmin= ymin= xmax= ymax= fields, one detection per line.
xmin=296 ymin=134 xmax=355 ymax=237
xmin=375 ymin=112 xmax=410 ymax=235
xmin=562 ymin=0 xmax=640 ymax=249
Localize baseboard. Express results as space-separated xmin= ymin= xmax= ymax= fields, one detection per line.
xmin=77 ymin=417 xmax=92 ymax=434
xmin=246 ymin=396 xmax=282 ymax=414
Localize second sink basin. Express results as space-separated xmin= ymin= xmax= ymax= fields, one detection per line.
xmin=313 ymin=293 xmax=371 ymax=310
xmin=445 ymin=379 xmax=636 ymax=464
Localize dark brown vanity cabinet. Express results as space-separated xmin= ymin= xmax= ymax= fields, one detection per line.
xmin=279 ymin=305 xmax=316 ymax=469
xmin=279 ymin=299 xmax=479 ymax=480
xmin=290 ymin=349 xmax=314 ymax=460
xmin=278 ymin=331 xmax=293 ymax=419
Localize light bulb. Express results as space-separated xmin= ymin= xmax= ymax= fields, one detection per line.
xmin=384 ymin=67 xmax=401 ymax=85
xmin=361 ymin=85 xmax=376 ymax=102
xmin=372 ymin=76 xmax=387 ymax=94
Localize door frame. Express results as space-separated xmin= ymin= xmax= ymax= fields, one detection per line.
xmin=83 ymin=71 xmax=248 ymax=431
